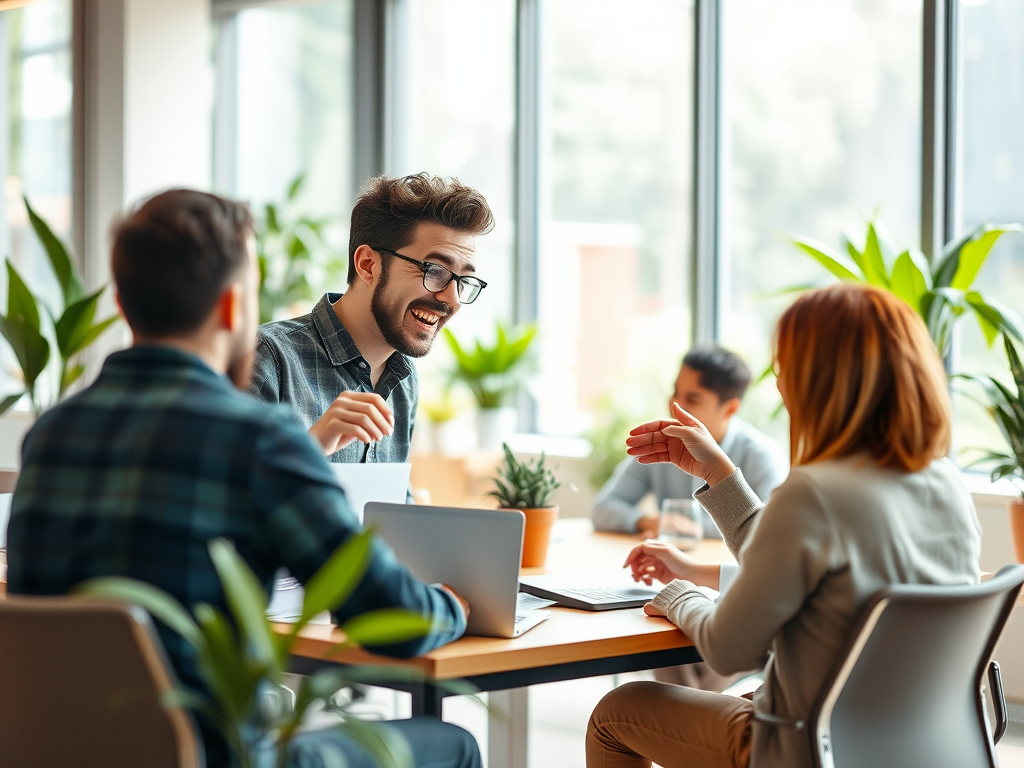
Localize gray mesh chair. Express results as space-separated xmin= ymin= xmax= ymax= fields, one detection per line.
xmin=0 ymin=595 xmax=204 ymax=768
xmin=808 ymin=564 xmax=1024 ymax=768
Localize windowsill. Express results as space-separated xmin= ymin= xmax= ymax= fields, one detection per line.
xmin=505 ymin=433 xmax=593 ymax=459
xmin=959 ymin=470 xmax=1022 ymax=503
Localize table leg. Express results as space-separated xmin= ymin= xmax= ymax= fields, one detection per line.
xmin=409 ymin=681 xmax=444 ymax=717
xmin=487 ymin=688 xmax=529 ymax=768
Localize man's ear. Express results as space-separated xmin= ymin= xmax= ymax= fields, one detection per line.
xmin=722 ymin=397 xmax=742 ymax=419
xmin=114 ymin=291 xmax=126 ymax=320
xmin=217 ymin=282 xmax=244 ymax=331
xmin=350 ymin=244 xmax=380 ymax=288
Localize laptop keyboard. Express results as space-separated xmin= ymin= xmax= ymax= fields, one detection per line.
xmin=555 ymin=587 xmax=653 ymax=603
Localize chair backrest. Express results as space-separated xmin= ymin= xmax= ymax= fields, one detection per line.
xmin=810 ymin=565 xmax=1024 ymax=768
xmin=0 ymin=595 xmax=204 ymax=768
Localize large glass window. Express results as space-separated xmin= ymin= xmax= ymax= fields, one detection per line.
xmin=214 ymin=0 xmax=355 ymax=315
xmin=0 ymin=0 xmax=72 ymax=402
xmin=954 ymin=0 xmax=1024 ymax=460
xmin=535 ymin=0 xmax=695 ymax=437
xmin=720 ymin=0 xmax=923 ymax=444
xmin=399 ymin=0 xmax=517 ymax=359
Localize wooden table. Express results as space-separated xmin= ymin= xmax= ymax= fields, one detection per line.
xmin=1 ymin=521 xmax=727 ymax=768
xmin=286 ymin=519 xmax=735 ymax=768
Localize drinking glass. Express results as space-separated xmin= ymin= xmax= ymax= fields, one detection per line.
xmin=658 ymin=498 xmax=704 ymax=550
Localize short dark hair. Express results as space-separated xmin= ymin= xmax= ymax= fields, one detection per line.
xmin=347 ymin=173 xmax=495 ymax=283
xmin=682 ymin=344 xmax=752 ymax=403
xmin=112 ymin=189 xmax=254 ymax=338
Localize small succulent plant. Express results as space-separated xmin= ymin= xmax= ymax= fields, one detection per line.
xmin=489 ymin=443 xmax=561 ymax=509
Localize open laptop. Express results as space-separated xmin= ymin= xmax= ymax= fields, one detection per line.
xmin=518 ymin=573 xmax=662 ymax=611
xmin=266 ymin=463 xmax=412 ymax=622
xmin=330 ymin=462 xmax=411 ymax=522
xmin=364 ymin=503 xmax=550 ymax=638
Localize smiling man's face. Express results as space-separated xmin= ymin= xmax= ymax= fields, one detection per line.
xmin=370 ymin=221 xmax=477 ymax=358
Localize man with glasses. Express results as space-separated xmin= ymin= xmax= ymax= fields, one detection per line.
xmin=249 ymin=173 xmax=493 ymax=467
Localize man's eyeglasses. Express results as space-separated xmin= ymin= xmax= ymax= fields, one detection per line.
xmin=373 ymin=247 xmax=487 ymax=305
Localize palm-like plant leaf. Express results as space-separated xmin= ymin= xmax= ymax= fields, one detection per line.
xmin=24 ymin=195 xmax=84 ymax=306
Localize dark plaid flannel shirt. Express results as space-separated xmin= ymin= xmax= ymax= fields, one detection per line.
xmin=248 ymin=293 xmax=417 ymax=466
xmin=5 ymin=346 xmax=463 ymax=763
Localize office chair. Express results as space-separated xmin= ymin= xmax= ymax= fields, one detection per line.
xmin=807 ymin=564 xmax=1024 ymax=768
xmin=0 ymin=595 xmax=204 ymax=768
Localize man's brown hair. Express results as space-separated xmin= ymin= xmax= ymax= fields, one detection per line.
xmin=112 ymin=189 xmax=254 ymax=338
xmin=347 ymin=173 xmax=494 ymax=283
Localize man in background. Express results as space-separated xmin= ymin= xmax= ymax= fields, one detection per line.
xmin=593 ymin=344 xmax=788 ymax=539
xmin=593 ymin=344 xmax=787 ymax=692
xmin=249 ymin=173 xmax=493 ymax=467
xmin=6 ymin=189 xmax=480 ymax=768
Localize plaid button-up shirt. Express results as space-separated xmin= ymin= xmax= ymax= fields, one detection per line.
xmin=6 ymin=346 xmax=463 ymax=763
xmin=248 ymin=293 xmax=417 ymax=466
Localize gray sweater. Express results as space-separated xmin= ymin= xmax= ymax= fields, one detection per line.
xmin=592 ymin=417 xmax=788 ymax=535
xmin=651 ymin=454 xmax=981 ymax=768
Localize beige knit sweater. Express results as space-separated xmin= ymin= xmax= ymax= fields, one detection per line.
xmin=651 ymin=454 xmax=981 ymax=768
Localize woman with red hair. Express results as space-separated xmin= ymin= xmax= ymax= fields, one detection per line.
xmin=587 ymin=284 xmax=981 ymax=768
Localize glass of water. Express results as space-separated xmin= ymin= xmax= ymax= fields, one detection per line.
xmin=658 ymin=498 xmax=704 ymax=550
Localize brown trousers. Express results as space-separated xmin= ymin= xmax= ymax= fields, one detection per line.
xmin=586 ymin=681 xmax=753 ymax=768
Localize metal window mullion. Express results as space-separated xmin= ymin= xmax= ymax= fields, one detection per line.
xmin=693 ymin=0 xmax=721 ymax=345
xmin=382 ymin=0 xmax=410 ymax=174
xmin=922 ymin=0 xmax=960 ymax=261
xmin=515 ymin=0 xmax=542 ymax=432
xmin=515 ymin=0 xmax=541 ymax=326
xmin=212 ymin=12 xmax=239 ymax=195
xmin=353 ymin=0 xmax=386 ymax=194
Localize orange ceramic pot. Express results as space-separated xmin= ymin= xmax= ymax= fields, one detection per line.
xmin=503 ymin=506 xmax=558 ymax=568
xmin=1011 ymin=501 xmax=1024 ymax=564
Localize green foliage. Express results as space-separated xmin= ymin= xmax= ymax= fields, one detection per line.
xmin=789 ymin=220 xmax=1023 ymax=356
xmin=257 ymin=174 xmax=347 ymax=325
xmin=958 ymin=335 xmax=1024 ymax=501
xmin=0 ymin=198 xmax=119 ymax=415
xmin=489 ymin=443 xmax=561 ymax=509
xmin=77 ymin=531 xmax=444 ymax=768
xmin=444 ymin=321 xmax=537 ymax=409
xmin=583 ymin=398 xmax=641 ymax=491
xmin=419 ymin=391 xmax=460 ymax=425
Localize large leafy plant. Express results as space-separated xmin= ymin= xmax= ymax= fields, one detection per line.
xmin=959 ymin=335 xmax=1024 ymax=502
xmin=791 ymin=220 xmax=1023 ymax=355
xmin=0 ymin=198 xmax=119 ymax=415
xmin=489 ymin=443 xmax=561 ymax=509
xmin=257 ymin=174 xmax=347 ymax=324
xmin=77 ymin=531 xmax=447 ymax=768
xmin=444 ymin=321 xmax=537 ymax=409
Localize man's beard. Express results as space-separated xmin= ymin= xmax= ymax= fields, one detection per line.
xmin=227 ymin=342 xmax=256 ymax=390
xmin=370 ymin=271 xmax=451 ymax=358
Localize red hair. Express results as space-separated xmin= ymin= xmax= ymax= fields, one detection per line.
xmin=774 ymin=284 xmax=951 ymax=472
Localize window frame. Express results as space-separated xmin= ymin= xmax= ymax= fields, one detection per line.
xmin=211 ymin=0 xmax=983 ymax=441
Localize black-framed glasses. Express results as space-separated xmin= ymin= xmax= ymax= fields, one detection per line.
xmin=373 ymin=247 xmax=488 ymax=305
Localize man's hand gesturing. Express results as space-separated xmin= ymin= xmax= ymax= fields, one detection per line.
xmin=309 ymin=391 xmax=395 ymax=455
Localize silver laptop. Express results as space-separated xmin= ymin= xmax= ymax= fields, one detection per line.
xmin=331 ymin=462 xmax=411 ymax=522
xmin=363 ymin=503 xmax=550 ymax=638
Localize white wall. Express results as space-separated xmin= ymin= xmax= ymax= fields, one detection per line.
xmin=79 ymin=0 xmax=212 ymax=362
xmin=122 ymin=0 xmax=211 ymax=205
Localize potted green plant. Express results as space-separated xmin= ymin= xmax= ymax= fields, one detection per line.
xmin=256 ymin=174 xmax=347 ymax=324
xmin=789 ymin=220 xmax=1023 ymax=355
xmin=489 ymin=443 xmax=561 ymax=567
xmin=419 ymin=392 xmax=462 ymax=455
xmin=0 ymin=198 xmax=120 ymax=415
xmin=444 ymin=321 xmax=537 ymax=450
xmin=77 ymin=530 xmax=448 ymax=768
xmin=959 ymin=335 xmax=1024 ymax=563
